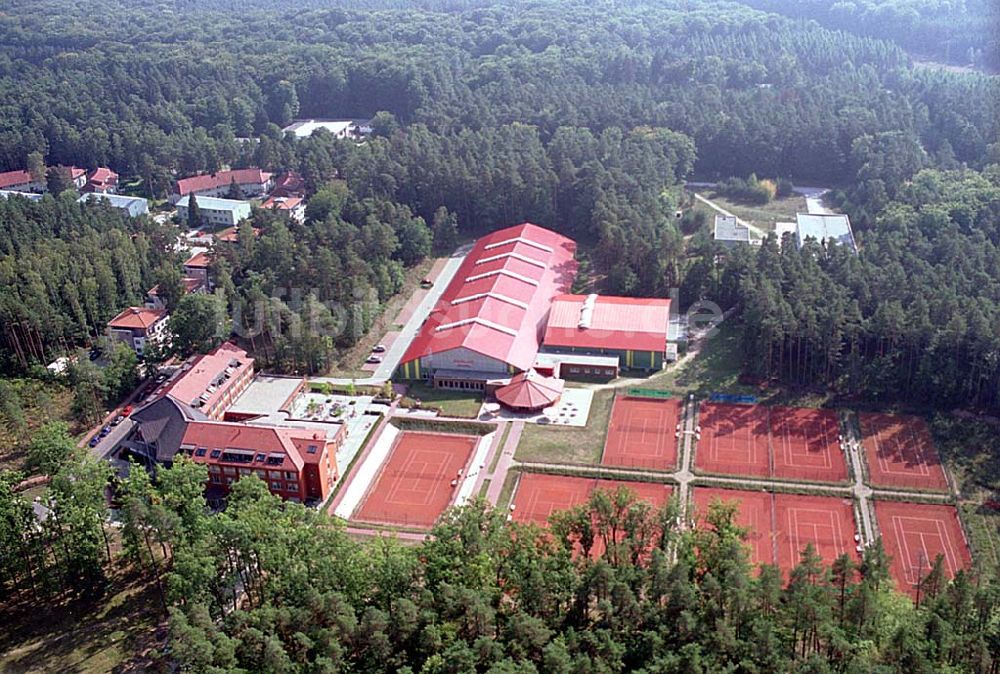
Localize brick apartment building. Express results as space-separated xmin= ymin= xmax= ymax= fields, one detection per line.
xmin=181 ymin=420 xmax=345 ymax=504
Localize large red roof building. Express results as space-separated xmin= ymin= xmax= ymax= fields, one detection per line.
xmin=542 ymin=294 xmax=672 ymax=372
xmin=173 ymin=168 xmax=274 ymax=199
xmin=397 ymin=223 xmax=577 ymax=389
xmin=162 ymin=342 xmax=254 ymax=420
xmin=0 ymin=169 xmax=44 ymax=192
xmin=182 ymin=420 xmax=344 ymax=504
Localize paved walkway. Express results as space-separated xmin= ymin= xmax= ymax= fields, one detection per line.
xmin=485 ymin=421 xmax=524 ymax=504
xmin=691 ymin=192 xmax=769 ymax=240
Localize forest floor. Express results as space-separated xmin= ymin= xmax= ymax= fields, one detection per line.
xmin=0 ymin=379 xmax=77 ymax=475
xmin=0 ymin=562 xmax=169 ymax=674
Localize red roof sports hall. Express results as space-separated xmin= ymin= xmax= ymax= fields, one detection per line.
xmin=396 ymin=223 xmax=578 ymax=389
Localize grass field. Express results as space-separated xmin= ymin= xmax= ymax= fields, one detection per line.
xmin=401 ymin=382 xmax=483 ymax=419
xmin=693 ymin=190 xmax=807 ymax=232
xmin=515 ymin=389 xmax=613 ymax=464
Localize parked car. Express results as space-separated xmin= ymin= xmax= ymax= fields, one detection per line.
xmin=122 ymin=405 xmax=133 ymax=416
xmin=88 ymin=437 xmax=100 ymax=447
xmin=111 ymin=415 xmax=125 ymax=426
xmin=99 ymin=425 xmax=112 ymax=437
xmin=420 ymin=278 xmax=434 ymax=288
xmin=366 ymin=355 xmax=383 ymax=364
xmin=372 ymin=344 xmax=387 ymax=353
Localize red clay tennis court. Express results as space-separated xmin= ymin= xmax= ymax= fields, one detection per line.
xmin=860 ymin=413 xmax=949 ymax=491
xmin=353 ymin=431 xmax=478 ymax=528
xmin=691 ymin=488 xmax=859 ymax=575
xmin=695 ymin=403 xmax=770 ymax=478
xmin=875 ymin=501 xmax=971 ymax=600
xmin=770 ymin=407 xmax=848 ymax=482
xmin=692 ymin=487 xmax=775 ymax=566
xmin=774 ymin=493 xmax=857 ymax=574
xmin=512 ymin=473 xmax=672 ymax=527
xmin=602 ymin=395 xmax=681 ymax=470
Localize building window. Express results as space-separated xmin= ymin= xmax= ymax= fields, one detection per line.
xmin=256 ymin=453 xmax=266 ymax=462
xmin=210 ymin=474 xmax=221 ymax=484
xmin=307 ymin=445 xmax=317 ymax=454
xmin=239 ymin=468 xmax=250 ymax=476
xmin=225 ymin=477 xmax=234 ymax=484
xmin=285 ymin=482 xmax=297 ymax=492
xmin=255 ymin=470 xmax=266 ymax=479
xmin=284 ymin=471 xmax=295 ymax=480
xmin=195 ymin=447 xmax=207 ymax=457
xmin=210 ymin=449 xmax=222 ymax=459
xmin=223 ymin=466 xmax=236 ymax=475
xmin=270 ymin=481 xmax=281 ymax=491
xmin=208 ymin=465 xmax=221 ymax=474
xmin=569 ymin=367 xmax=580 ymax=374
xmin=270 ymin=471 xmax=283 ymax=480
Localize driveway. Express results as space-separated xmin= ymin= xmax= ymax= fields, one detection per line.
xmin=315 ymin=244 xmax=471 ymax=386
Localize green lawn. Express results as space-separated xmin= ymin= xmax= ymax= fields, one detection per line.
xmin=959 ymin=502 xmax=1000 ymax=581
xmin=694 ymin=190 xmax=807 ymax=232
xmin=402 ymin=382 xmax=483 ymax=419
xmin=516 ymin=389 xmax=613 ymax=464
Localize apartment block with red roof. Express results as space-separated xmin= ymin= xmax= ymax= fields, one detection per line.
xmin=172 ymin=168 xmax=274 ymax=200
xmin=162 ymin=342 xmax=255 ymax=420
xmin=107 ymin=307 xmax=170 ymax=355
xmin=541 ymin=294 xmax=671 ymax=372
xmin=84 ymin=167 xmax=119 ymax=194
xmin=396 ymin=223 xmax=578 ymax=389
xmin=181 ymin=421 xmax=345 ymax=504
xmin=56 ymin=166 xmax=88 ymax=191
xmin=270 ymin=171 xmax=305 ymax=198
xmin=183 ymin=251 xmax=213 ymax=291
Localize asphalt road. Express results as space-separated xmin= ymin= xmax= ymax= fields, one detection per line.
xmin=316 ymin=244 xmax=471 ymax=386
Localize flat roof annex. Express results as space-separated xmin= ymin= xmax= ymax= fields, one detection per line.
xmin=543 ymin=294 xmax=670 ymax=352
xmin=400 ymin=223 xmax=577 ymax=372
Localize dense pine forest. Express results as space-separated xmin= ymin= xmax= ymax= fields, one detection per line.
xmin=1 ymin=0 xmax=999 ymax=407
xmin=1 ymin=2 xmax=1000 ymax=669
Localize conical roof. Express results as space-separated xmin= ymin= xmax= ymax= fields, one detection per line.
xmin=495 ymin=370 xmax=564 ymax=411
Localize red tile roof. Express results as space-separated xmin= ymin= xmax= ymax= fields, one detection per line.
xmin=86 ymin=167 xmax=118 ymax=189
xmin=175 ymin=168 xmax=274 ymax=196
xmin=0 ymin=170 xmax=37 ymax=189
xmin=495 ymin=370 xmax=564 ymax=410
xmin=182 ymin=420 xmax=331 ymax=472
xmin=271 ymin=171 xmax=305 ymax=198
xmin=108 ymin=306 xmax=167 ymax=331
xmin=543 ymin=294 xmax=670 ymax=352
xmin=184 ymin=251 xmax=213 ymax=268
xmin=400 ymin=223 xmax=577 ymax=372
xmin=261 ymin=196 xmax=303 ymax=211
xmin=163 ymin=342 xmax=253 ymax=412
